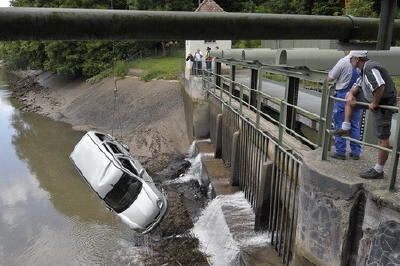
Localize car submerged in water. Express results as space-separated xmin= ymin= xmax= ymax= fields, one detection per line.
xmin=70 ymin=131 xmax=168 ymax=234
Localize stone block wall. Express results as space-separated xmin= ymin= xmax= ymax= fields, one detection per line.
xmin=357 ymin=192 xmax=400 ymax=265
xmin=295 ymin=163 xmax=364 ymax=266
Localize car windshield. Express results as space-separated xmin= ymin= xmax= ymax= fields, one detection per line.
xmin=104 ymin=173 xmax=142 ymax=213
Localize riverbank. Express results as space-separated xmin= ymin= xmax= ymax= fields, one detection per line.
xmin=7 ymin=69 xmax=209 ymax=265
xmin=8 ymin=70 xmax=190 ymax=173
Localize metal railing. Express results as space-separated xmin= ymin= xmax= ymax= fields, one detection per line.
xmin=321 ymin=89 xmax=400 ymax=191
xmin=194 ymin=63 xmax=306 ymax=264
xmin=192 ymin=59 xmax=400 ymax=191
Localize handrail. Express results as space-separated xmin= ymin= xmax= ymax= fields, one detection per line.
xmin=190 ymin=60 xmax=400 ymax=191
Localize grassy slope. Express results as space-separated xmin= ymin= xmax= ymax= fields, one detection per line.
xmin=129 ymin=55 xmax=184 ymax=81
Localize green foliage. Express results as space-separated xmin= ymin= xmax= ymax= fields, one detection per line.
xmin=232 ymin=40 xmax=262 ymax=49
xmin=312 ymin=0 xmax=343 ymax=16
xmin=344 ymin=0 xmax=378 ymax=17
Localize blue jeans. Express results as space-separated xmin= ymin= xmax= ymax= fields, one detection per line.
xmin=333 ymin=89 xmax=362 ymax=156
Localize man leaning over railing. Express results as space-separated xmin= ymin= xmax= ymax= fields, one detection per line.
xmin=329 ymin=50 xmax=398 ymax=179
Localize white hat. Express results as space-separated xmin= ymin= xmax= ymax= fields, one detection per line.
xmin=349 ymin=50 xmax=368 ymax=58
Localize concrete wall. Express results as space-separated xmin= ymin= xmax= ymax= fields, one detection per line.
xmin=184 ymin=76 xmax=210 ymax=139
xmin=297 ymin=149 xmax=400 ymax=266
xmin=357 ymin=192 xmax=400 ymax=265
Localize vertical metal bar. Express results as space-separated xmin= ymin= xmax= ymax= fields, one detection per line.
xmin=389 ymin=112 xmax=400 ymax=191
xmin=269 ymin=144 xmax=278 ymax=231
xmin=283 ymin=158 xmax=295 ymax=263
xmin=279 ymin=101 xmax=285 ymax=145
xmin=239 ymin=123 xmax=244 ymax=189
xmin=376 ymin=0 xmax=397 ymax=50
xmin=244 ymin=122 xmax=249 ymax=200
xmin=272 ymin=149 xmax=284 ymax=247
xmin=240 ymin=85 xmax=243 ymax=115
xmin=279 ymin=152 xmax=290 ymax=257
xmin=255 ymin=130 xmax=262 ymax=209
xmin=322 ymin=88 xmax=335 ymax=160
xmin=286 ymin=162 xmax=299 ymax=264
xmin=285 ymin=76 xmax=300 ymax=131
xmin=256 ymin=68 xmax=263 ymax=128
xmin=230 ymin=65 xmax=236 ymax=106
xmin=317 ymin=80 xmax=329 ymax=146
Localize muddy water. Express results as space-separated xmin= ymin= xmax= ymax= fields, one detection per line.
xmin=0 ymin=69 xmax=148 ymax=265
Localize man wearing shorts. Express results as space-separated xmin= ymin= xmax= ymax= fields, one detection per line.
xmin=330 ymin=50 xmax=397 ymax=179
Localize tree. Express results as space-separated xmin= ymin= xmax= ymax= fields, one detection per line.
xmin=344 ymin=0 xmax=378 ymax=17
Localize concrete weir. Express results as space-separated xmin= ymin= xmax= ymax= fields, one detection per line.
xmin=297 ymin=149 xmax=400 ymax=266
xmin=184 ymin=74 xmax=400 ymax=265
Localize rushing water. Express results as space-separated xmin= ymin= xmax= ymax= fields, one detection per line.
xmin=0 ymin=70 xmax=148 ymax=265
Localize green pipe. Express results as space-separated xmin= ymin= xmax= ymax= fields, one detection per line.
xmin=1 ymin=7 xmax=399 ymax=41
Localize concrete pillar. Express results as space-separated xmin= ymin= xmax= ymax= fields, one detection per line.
xmin=215 ymin=113 xmax=223 ymax=158
xmin=255 ymin=161 xmax=273 ymax=231
xmin=230 ymin=131 xmax=240 ymax=186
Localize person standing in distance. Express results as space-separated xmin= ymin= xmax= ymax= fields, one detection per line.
xmin=326 ymin=50 xmax=362 ymax=160
xmin=330 ymin=50 xmax=397 ymax=179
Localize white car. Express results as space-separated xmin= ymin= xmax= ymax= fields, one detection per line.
xmin=70 ymin=131 xmax=168 ymax=234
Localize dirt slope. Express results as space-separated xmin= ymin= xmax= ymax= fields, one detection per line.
xmin=11 ymin=71 xmax=190 ymax=172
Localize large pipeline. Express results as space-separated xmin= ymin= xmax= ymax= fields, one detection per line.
xmin=212 ymin=47 xmax=400 ymax=75
xmin=1 ymin=7 xmax=400 ymax=41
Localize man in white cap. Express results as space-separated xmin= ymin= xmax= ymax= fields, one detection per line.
xmin=330 ymin=50 xmax=397 ymax=179
xmin=326 ymin=51 xmax=361 ymax=160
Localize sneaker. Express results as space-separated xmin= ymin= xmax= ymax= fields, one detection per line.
xmin=359 ymin=168 xmax=384 ymax=179
xmin=328 ymin=128 xmax=350 ymax=137
xmin=349 ymin=153 xmax=360 ymax=160
xmin=330 ymin=153 xmax=346 ymax=160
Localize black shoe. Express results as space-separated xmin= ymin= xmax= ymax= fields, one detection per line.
xmin=330 ymin=153 xmax=346 ymax=160
xmin=349 ymin=153 xmax=360 ymax=160
xmin=329 ymin=128 xmax=350 ymax=137
xmin=359 ymin=168 xmax=384 ymax=179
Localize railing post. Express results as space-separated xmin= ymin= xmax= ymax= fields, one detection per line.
xmin=285 ymin=76 xmax=300 ymax=131
xmin=230 ymin=64 xmax=236 ymax=105
xmin=239 ymin=85 xmax=243 ymax=115
xmin=216 ymin=61 xmax=221 ymax=93
xmin=388 ymin=112 xmax=400 ymax=191
xmin=256 ymin=68 xmax=263 ymax=128
xmin=278 ymin=101 xmax=285 ymax=145
xmin=250 ymin=68 xmax=258 ymax=109
xmin=322 ymin=87 xmax=335 ymax=160
xmin=317 ymin=80 xmax=329 ymax=146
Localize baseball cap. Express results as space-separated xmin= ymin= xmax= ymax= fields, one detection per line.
xmin=349 ymin=50 xmax=368 ymax=58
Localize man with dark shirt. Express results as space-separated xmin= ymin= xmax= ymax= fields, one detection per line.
xmin=330 ymin=50 xmax=397 ymax=179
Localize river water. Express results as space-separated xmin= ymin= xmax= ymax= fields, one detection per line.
xmin=0 ymin=69 xmax=149 ymax=265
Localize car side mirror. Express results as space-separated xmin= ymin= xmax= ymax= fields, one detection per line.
xmin=139 ymin=169 xmax=145 ymax=177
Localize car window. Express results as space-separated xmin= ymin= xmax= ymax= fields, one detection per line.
xmin=119 ymin=157 xmax=139 ymax=176
xmin=104 ymin=173 xmax=142 ymax=213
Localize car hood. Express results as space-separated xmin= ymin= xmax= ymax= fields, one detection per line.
xmin=118 ymin=184 xmax=161 ymax=230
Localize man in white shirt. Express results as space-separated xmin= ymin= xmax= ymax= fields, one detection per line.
xmin=194 ymin=49 xmax=203 ymax=75
xmin=326 ymin=51 xmax=361 ymax=160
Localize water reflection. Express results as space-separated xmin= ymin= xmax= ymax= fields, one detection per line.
xmin=0 ymin=70 xmax=143 ymax=265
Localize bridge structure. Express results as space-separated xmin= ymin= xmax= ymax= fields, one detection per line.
xmin=2 ymin=2 xmax=400 ymax=265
